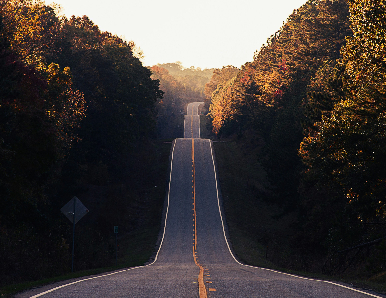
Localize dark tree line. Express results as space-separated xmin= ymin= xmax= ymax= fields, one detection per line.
xmin=0 ymin=0 xmax=164 ymax=286
xmin=151 ymin=63 xmax=213 ymax=139
xmin=207 ymin=0 xmax=386 ymax=278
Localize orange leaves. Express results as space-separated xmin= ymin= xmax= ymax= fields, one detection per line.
xmin=299 ymin=0 xmax=386 ymax=223
xmin=151 ymin=65 xmax=169 ymax=76
xmin=2 ymin=0 xmax=59 ymax=67
xmin=205 ymin=66 xmax=240 ymax=134
xmin=204 ymin=66 xmax=239 ymax=101
xmin=150 ymin=66 xmax=182 ymax=100
xmin=207 ymin=0 xmax=352 ymax=137
xmin=342 ymin=0 xmax=386 ymax=101
xmin=278 ymin=59 xmax=288 ymax=72
xmin=63 ymin=15 xmax=125 ymax=54
xmin=208 ymin=70 xmax=240 ymax=134
xmin=0 ymin=1 xmax=88 ymax=152
xmin=44 ymin=63 xmax=86 ymax=148
xmin=239 ymin=70 xmax=252 ymax=85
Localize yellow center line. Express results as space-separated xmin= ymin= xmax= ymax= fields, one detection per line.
xmin=191 ymin=112 xmax=194 ymax=138
xmin=192 ymin=139 xmax=197 ymax=250
xmin=192 ymin=138 xmax=197 ymax=251
xmin=192 ymin=138 xmax=207 ymax=298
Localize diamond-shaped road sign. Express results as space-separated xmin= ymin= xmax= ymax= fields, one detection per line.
xmin=61 ymin=196 xmax=89 ymax=224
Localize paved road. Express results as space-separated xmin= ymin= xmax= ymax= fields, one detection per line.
xmin=184 ymin=102 xmax=203 ymax=138
xmin=16 ymin=102 xmax=384 ymax=297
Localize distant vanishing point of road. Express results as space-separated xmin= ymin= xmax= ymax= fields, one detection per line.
xmin=17 ymin=102 xmax=384 ymax=298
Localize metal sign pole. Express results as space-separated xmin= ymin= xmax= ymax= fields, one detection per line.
xmin=71 ymin=198 xmax=76 ymax=272
xmin=61 ymin=196 xmax=88 ymax=273
xmin=114 ymin=226 xmax=118 ymax=266
xmin=115 ymin=233 xmax=118 ymax=266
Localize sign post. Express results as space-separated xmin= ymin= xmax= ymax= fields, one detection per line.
xmin=71 ymin=198 xmax=76 ymax=272
xmin=61 ymin=196 xmax=89 ymax=272
xmin=114 ymin=226 xmax=118 ymax=266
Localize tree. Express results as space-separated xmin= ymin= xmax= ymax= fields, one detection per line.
xmin=208 ymin=0 xmax=351 ymax=205
xmin=1 ymin=0 xmax=60 ymax=67
xmin=205 ymin=66 xmax=239 ymax=106
xmin=300 ymin=0 xmax=386 ymax=223
xmin=151 ymin=65 xmax=187 ymax=139
xmin=0 ymin=16 xmax=75 ymax=283
xmin=150 ymin=64 xmax=211 ymax=139
xmin=207 ymin=0 xmax=359 ymax=270
xmin=55 ymin=15 xmax=162 ymax=172
xmin=0 ymin=2 xmax=164 ymax=284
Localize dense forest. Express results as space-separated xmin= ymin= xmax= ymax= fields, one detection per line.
xmin=0 ymin=0 xmax=168 ymax=287
xmin=155 ymin=62 xmax=213 ymax=98
xmin=208 ymin=0 xmax=386 ymax=279
xmin=151 ymin=62 xmax=213 ymax=139
xmin=2 ymin=0 xmax=386 ymax=291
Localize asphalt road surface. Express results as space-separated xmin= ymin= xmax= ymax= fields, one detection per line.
xmin=16 ymin=102 xmax=384 ymax=297
xmin=184 ymin=102 xmax=203 ymax=138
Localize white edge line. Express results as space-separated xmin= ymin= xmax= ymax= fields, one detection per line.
xmin=208 ymin=140 xmax=383 ymax=298
xmin=186 ymin=102 xmax=204 ymax=139
xmin=152 ymin=139 xmax=176 ymax=263
xmin=208 ymin=140 xmax=242 ymax=266
xmin=30 ymin=140 xmax=178 ymax=298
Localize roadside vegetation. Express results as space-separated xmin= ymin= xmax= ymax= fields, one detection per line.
xmin=151 ymin=62 xmax=213 ymax=139
xmin=207 ymin=0 xmax=386 ymax=294
xmin=0 ymin=0 xmax=170 ymax=295
xmin=0 ymin=1 xmax=212 ymax=294
xmin=4 ymin=0 xmax=386 ymax=296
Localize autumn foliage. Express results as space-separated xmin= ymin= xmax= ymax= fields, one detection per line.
xmin=208 ymin=0 xmax=386 ymax=277
xmin=0 ymin=0 xmax=163 ymax=286
xmin=151 ymin=62 xmax=213 ymax=139
xmin=299 ymin=0 xmax=386 ymax=260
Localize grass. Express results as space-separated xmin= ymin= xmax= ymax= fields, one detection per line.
xmin=212 ymin=140 xmax=276 ymax=267
xmin=1 ymin=141 xmax=172 ymax=298
xmin=200 ymin=114 xmax=215 ymax=139
xmin=1 ymin=227 xmax=163 ymax=298
xmin=5 ymin=133 xmax=386 ymax=297
xmin=213 ymin=139 xmax=386 ymax=296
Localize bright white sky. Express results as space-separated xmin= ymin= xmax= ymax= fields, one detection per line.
xmin=47 ymin=0 xmax=308 ymax=69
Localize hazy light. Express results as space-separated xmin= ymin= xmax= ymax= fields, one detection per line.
xmin=48 ymin=0 xmax=307 ymax=69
